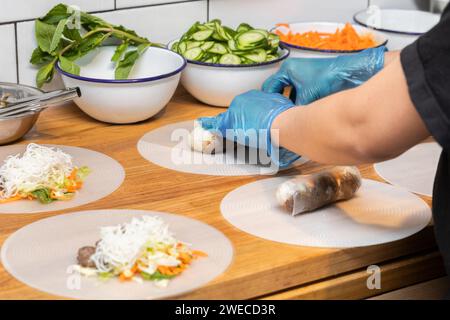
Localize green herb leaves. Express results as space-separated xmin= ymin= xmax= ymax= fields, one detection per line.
xmin=140 ymin=271 xmax=176 ymax=281
xmin=50 ymin=18 xmax=68 ymax=52
xmin=31 ymin=188 xmax=54 ymax=204
xmin=30 ymin=3 xmax=161 ymax=88
xmin=115 ymin=44 xmax=150 ymax=80
xmin=59 ymin=56 xmax=80 ymax=76
xmin=35 ymin=20 xmax=58 ymax=53
xmin=36 ymin=59 xmax=57 ymax=89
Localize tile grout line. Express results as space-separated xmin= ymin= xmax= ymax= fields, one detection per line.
xmin=14 ymin=22 xmax=19 ymax=84
xmin=0 ymin=0 xmax=203 ymax=26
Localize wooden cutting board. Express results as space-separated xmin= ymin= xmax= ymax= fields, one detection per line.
xmin=0 ymin=89 xmax=441 ymax=299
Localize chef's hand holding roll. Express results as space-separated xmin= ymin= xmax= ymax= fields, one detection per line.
xmin=262 ymin=46 xmax=385 ymax=105
xmin=197 ymin=90 xmax=301 ymax=168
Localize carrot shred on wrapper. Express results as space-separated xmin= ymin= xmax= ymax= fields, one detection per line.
xmin=275 ymin=22 xmax=377 ymax=51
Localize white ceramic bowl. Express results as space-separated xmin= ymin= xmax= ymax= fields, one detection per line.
xmin=57 ymin=46 xmax=186 ymax=124
xmin=272 ymin=22 xmax=388 ymax=58
xmin=168 ymin=40 xmax=290 ymax=107
xmin=354 ymin=9 xmax=440 ymax=50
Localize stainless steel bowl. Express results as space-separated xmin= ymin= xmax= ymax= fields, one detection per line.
xmin=0 ymin=83 xmax=43 ymax=145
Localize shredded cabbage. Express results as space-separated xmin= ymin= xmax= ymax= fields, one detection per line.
xmin=90 ymin=216 xmax=178 ymax=273
xmin=0 ymin=144 xmax=74 ymax=199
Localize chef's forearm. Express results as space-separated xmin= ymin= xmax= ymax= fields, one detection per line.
xmin=271 ymin=55 xmax=430 ymax=165
xmin=384 ymin=50 xmax=399 ymax=66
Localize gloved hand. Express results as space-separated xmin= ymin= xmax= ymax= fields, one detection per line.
xmin=199 ymin=90 xmax=300 ymax=168
xmin=262 ymin=46 xmax=386 ymax=105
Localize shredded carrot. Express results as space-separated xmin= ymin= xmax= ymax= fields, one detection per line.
xmin=192 ymin=250 xmax=208 ymax=258
xmin=0 ymin=194 xmax=25 ymax=203
xmin=119 ymin=266 xmax=138 ymax=281
xmin=68 ymin=168 xmax=78 ymax=181
xmin=276 ymin=22 xmax=290 ymax=28
xmin=119 ymin=273 xmax=131 ymax=282
xmin=178 ymin=252 xmax=193 ymax=264
xmin=275 ymin=23 xmax=377 ymax=51
xmin=158 ymin=266 xmax=184 ymax=276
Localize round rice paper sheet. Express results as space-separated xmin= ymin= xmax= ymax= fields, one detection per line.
xmin=1 ymin=209 xmax=234 ymax=299
xmin=0 ymin=145 xmax=125 ymax=214
xmin=221 ymin=178 xmax=431 ymax=248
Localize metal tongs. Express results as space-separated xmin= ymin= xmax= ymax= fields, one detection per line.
xmin=0 ymin=87 xmax=81 ymax=118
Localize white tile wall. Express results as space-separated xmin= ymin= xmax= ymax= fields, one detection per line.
xmin=208 ymin=0 xmax=368 ymax=29
xmin=0 ymin=0 xmax=114 ymax=24
xmin=116 ymin=0 xmax=188 ymax=9
xmin=0 ymin=24 xmax=17 ymax=83
xmin=98 ymin=0 xmax=207 ymax=44
xmin=17 ymin=1 xmax=207 ymax=88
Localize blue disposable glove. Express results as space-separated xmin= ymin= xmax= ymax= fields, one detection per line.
xmin=199 ymin=90 xmax=300 ymax=168
xmin=262 ymin=46 xmax=386 ymax=105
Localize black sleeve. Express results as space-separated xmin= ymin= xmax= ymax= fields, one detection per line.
xmin=401 ymin=5 xmax=450 ymax=149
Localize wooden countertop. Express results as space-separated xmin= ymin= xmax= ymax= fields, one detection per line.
xmin=0 ymin=90 xmax=441 ymax=299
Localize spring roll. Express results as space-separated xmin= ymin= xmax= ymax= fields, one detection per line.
xmin=276 ymin=166 xmax=362 ymax=215
xmin=188 ymin=120 xmax=224 ymax=154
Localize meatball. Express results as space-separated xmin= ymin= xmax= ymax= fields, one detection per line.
xmin=77 ymin=246 xmax=96 ymax=268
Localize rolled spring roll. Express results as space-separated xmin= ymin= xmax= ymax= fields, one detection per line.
xmin=188 ymin=120 xmax=224 ymax=154
xmin=276 ymin=166 xmax=362 ymax=215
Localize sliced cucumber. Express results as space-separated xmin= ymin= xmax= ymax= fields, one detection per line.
xmin=178 ymin=41 xmax=187 ymax=54
xmin=192 ymin=29 xmax=214 ymax=41
xmin=171 ymin=41 xmax=179 ymax=52
xmin=238 ymin=31 xmax=266 ymax=45
xmin=223 ymin=26 xmax=237 ymax=39
xmin=214 ymin=20 xmax=232 ymax=41
xmin=236 ymin=23 xmax=253 ymax=33
xmin=175 ymin=20 xmax=281 ymax=65
xmin=208 ymin=43 xmax=228 ymax=55
xmin=268 ymin=33 xmax=280 ymax=48
xmin=243 ymin=49 xmax=267 ymax=63
xmin=200 ymin=41 xmax=215 ymax=51
xmin=211 ymin=32 xmax=226 ymax=41
xmin=227 ymin=39 xmax=237 ymax=51
xmin=183 ymin=47 xmax=204 ymax=61
xmin=236 ymin=31 xmax=267 ymax=49
xmin=186 ymin=41 xmax=203 ymax=49
xmin=252 ymin=29 xmax=269 ymax=38
xmin=181 ymin=22 xmax=200 ymax=42
xmin=219 ymin=54 xmax=241 ymax=65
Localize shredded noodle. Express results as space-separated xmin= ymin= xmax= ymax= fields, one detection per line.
xmin=0 ymin=144 xmax=74 ymax=199
xmin=90 ymin=216 xmax=178 ymax=272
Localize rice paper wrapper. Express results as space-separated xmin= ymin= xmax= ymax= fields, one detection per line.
xmin=0 ymin=145 xmax=125 ymax=214
xmin=374 ymin=142 xmax=441 ymax=197
xmin=1 ymin=209 xmax=234 ymax=299
xmin=221 ymin=178 xmax=431 ymax=248
xmin=137 ymin=120 xmax=307 ymax=176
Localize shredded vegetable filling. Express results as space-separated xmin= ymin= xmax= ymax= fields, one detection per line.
xmin=77 ymin=216 xmax=207 ymax=285
xmin=0 ymin=143 xmax=90 ymax=204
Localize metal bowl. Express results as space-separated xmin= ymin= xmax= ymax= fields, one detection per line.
xmin=0 ymin=82 xmax=43 ymax=145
